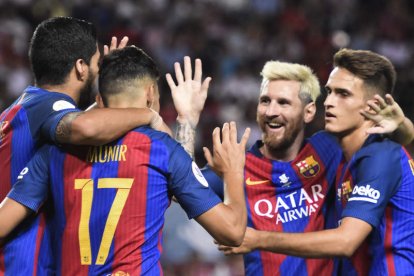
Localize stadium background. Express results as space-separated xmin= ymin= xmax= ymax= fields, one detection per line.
xmin=0 ymin=0 xmax=413 ymax=275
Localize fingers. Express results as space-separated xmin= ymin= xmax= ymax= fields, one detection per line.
xmin=366 ymin=100 xmax=381 ymax=113
xmin=229 ymin=121 xmax=237 ymax=144
xmin=201 ymin=77 xmax=212 ymax=94
xmin=104 ymin=36 xmax=129 ymax=55
xmin=194 ymin=58 xmax=202 ymax=83
xmin=165 ymin=73 xmax=176 ymax=90
xmin=240 ymin=127 xmax=251 ymax=148
xmin=221 ymin=122 xmax=230 ymax=145
xmin=360 ymin=109 xmax=376 ymax=121
xmin=374 ymin=94 xmax=387 ymax=109
xmin=203 ymin=147 xmax=213 ymax=166
xmin=174 ymin=62 xmax=184 ymax=84
xmin=212 ymin=126 xmax=221 ymax=149
xmin=118 ymin=36 xmax=129 ymax=49
xmin=103 ymin=45 xmax=109 ymax=56
xmin=184 ymin=56 xmax=192 ymax=81
xmin=384 ymin=94 xmax=395 ymax=105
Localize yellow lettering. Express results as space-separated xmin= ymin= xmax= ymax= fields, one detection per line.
xmin=107 ymin=145 xmax=117 ymax=162
xmin=409 ymin=159 xmax=414 ymax=176
xmin=86 ymin=145 xmax=127 ymax=163
xmin=119 ymin=145 xmax=127 ymax=161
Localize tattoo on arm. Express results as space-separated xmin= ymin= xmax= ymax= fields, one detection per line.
xmin=175 ymin=122 xmax=196 ymax=159
xmin=55 ymin=112 xmax=83 ymax=143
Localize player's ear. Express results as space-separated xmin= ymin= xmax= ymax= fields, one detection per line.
xmin=95 ymin=94 xmax=104 ymax=108
xmin=146 ymin=83 xmax=155 ymax=108
xmin=304 ymin=101 xmax=316 ymax=123
xmin=74 ymin=59 xmax=87 ymax=80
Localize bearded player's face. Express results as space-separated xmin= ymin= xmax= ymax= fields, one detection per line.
xmin=256 ymin=80 xmax=307 ymax=152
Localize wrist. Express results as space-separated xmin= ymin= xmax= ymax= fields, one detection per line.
xmin=176 ymin=115 xmax=199 ymax=129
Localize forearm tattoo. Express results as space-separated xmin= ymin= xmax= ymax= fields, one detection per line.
xmin=55 ymin=112 xmax=83 ymax=143
xmin=175 ymin=122 xmax=196 ymax=159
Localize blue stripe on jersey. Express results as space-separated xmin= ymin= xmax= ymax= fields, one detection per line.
xmin=141 ymin=138 xmax=170 ymax=275
xmin=10 ymin=108 xmax=35 ymax=183
xmin=49 ymin=146 xmax=67 ymax=273
xmin=88 ymin=140 xmax=122 ymax=276
xmin=3 ymin=107 xmax=40 ymax=275
xmin=244 ymin=184 xmax=265 ymax=276
xmin=308 ymin=131 xmax=341 ymax=185
xmin=271 ymin=162 xmax=309 ymax=276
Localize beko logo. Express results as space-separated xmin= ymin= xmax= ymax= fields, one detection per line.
xmin=348 ymin=185 xmax=380 ymax=204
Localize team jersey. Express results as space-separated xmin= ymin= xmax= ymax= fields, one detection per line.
xmin=0 ymin=86 xmax=80 ymax=275
xmin=204 ymin=131 xmax=342 ymax=276
xmin=8 ymin=126 xmax=222 ymax=276
xmin=335 ymin=134 xmax=414 ymax=276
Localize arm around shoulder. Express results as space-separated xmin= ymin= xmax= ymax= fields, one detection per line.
xmin=56 ymin=107 xmax=166 ymax=145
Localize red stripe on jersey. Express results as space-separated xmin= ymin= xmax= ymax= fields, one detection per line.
xmin=385 ymin=206 xmax=396 ymax=276
xmin=111 ymin=132 xmax=151 ymax=275
xmin=0 ymin=105 xmax=22 ymax=199
xmin=244 ymin=153 xmax=285 ymax=275
xmin=0 ymin=105 xmax=22 ymax=272
xmin=60 ymin=150 xmax=92 ymax=275
xmin=33 ymin=213 xmax=47 ymax=275
xmin=295 ymin=144 xmax=334 ymax=275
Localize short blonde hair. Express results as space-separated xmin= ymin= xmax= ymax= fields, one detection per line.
xmin=260 ymin=61 xmax=320 ymax=103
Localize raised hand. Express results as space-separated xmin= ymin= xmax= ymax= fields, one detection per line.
xmin=361 ymin=94 xmax=405 ymax=134
xmin=103 ymin=36 xmax=129 ymax=55
xmin=216 ymin=227 xmax=258 ymax=255
xmin=166 ymin=56 xmax=211 ymax=128
xmin=203 ymin=121 xmax=250 ymax=178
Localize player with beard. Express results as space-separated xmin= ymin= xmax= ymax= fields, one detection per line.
xmin=191 ymin=59 xmax=412 ymax=276
xmin=193 ymin=60 xmax=342 ymax=275
xmin=217 ymin=50 xmax=414 ymax=275
xmin=0 ymin=17 xmax=168 ymax=275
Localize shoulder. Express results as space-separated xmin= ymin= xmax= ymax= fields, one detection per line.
xmin=127 ymin=127 xmax=181 ymax=152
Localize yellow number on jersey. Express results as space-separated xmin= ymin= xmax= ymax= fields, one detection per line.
xmin=75 ymin=178 xmax=134 ymax=265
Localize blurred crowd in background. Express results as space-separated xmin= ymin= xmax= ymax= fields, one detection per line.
xmin=1 ymin=0 xmax=413 ymax=275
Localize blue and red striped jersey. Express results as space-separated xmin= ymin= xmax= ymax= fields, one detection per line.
xmin=0 ymin=86 xmax=79 ymax=275
xmin=8 ymin=126 xmax=221 ymax=275
xmin=204 ymin=131 xmax=342 ymax=276
xmin=335 ymin=134 xmax=414 ymax=276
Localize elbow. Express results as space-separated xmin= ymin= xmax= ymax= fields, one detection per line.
xmin=335 ymin=237 xmax=359 ymax=258
xmin=216 ymin=228 xmax=245 ymax=247
xmin=216 ymin=220 xmax=246 ymax=247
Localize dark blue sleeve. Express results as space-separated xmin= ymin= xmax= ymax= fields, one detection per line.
xmin=201 ymin=165 xmax=224 ymax=200
xmin=342 ymin=142 xmax=401 ymax=228
xmin=168 ymin=143 xmax=222 ymax=219
xmin=7 ymin=146 xmax=51 ymax=212
xmin=26 ymin=94 xmax=81 ymax=143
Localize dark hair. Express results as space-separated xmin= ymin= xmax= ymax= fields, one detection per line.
xmin=98 ymin=46 xmax=160 ymax=105
xmin=333 ymin=48 xmax=396 ymax=97
xmin=29 ymin=17 xmax=97 ymax=86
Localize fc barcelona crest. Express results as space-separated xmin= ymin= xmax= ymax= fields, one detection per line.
xmin=295 ymin=155 xmax=320 ymax=178
xmin=337 ymin=180 xmax=353 ymax=201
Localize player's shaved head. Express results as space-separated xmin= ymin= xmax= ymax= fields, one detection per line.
xmin=99 ymin=46 xmax=160 ymax=106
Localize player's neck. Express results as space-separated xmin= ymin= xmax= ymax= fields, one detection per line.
xmin=338 ymin=125 xmax=370 ymax=161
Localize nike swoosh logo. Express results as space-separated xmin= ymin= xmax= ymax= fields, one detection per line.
xmin=246 ymin=177 xmax=269 ymax=186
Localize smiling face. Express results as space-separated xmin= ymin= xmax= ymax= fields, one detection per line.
xmin=324 ymin=67 xmax=368 ymax=137
xmin=257 ymin=80 xmax=314 ymax=156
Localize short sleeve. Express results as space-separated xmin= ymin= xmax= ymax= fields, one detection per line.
xmin=7 ymin=146 xmax=51 ymax=212
xmin=26 ymin=94 xmax=81 ymax=143
xmin=201 ymin=165 xmax=224 ymax=200
xmin=342 ymin=144 xmax=401 ymax=228
xmin=168 ymin=144 xmax=222 ymax=219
